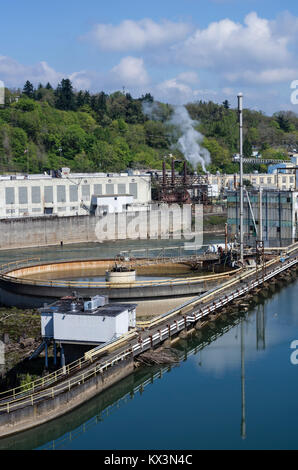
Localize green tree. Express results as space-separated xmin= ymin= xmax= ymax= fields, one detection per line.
xmin=55 ymin=79 xmax=76 ymax=111
xmin=243 ymin=138 xmax=252 ymax=158
xmin=22 ymin=81 xmax=34 ymax=99
xmin=62 ymin=125 xmax=87 ymax=159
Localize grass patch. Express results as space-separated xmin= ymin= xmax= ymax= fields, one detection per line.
xmin=204 ymin=215 xmax=227 ymax=226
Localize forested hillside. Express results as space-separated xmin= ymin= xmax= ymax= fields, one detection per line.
xmin=0 ymin=79 xmax=297 ymax=175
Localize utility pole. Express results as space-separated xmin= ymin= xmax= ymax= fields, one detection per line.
xmin=238 ymin=93 xmax=244 ymax=265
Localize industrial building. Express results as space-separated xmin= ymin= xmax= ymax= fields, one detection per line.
xmin=0 ymin=168 xmax=151 ymax=219
xmin=227 ymin=188 xmax=297 ymax=247
xmin=208 ymin=154 xmax=298 ymax=194
xmin=40 ymin=295 xmax=137 ymax=365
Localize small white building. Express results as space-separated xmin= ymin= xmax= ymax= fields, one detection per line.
xmin=41 ymin=296 xmax=137 ymax=346
xmin=91 ymin=194 xmax=134 ymax=215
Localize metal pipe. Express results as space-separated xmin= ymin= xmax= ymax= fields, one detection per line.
xmin=45 ymin=342 xmax=48 ymax=369
xmin=238 ymin=93 xmax=244 ymax=264
xmin=259 ymin=187 xmax=263 ymax=242
xmin=183 ymin=161 xmax=187 ymax=185
xmin=171 ymin=158 xmax=175 ymax=186
xmin=53 ymin=341 xmax=57 ymax=366
xmin=162 ymin=159 xmax=166 ymax=187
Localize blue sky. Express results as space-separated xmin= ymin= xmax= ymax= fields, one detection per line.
xmin=1 ymin=0 xmax=298 ymax=113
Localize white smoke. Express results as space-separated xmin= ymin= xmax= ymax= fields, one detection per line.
xmin=142 ymin=101 xmax=210 ymax=172
xmin=169 ymin=106 xmax=210 ymax=172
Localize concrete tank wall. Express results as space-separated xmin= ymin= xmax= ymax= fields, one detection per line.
xmin=0 ymin=208 xmax=191 ymax=250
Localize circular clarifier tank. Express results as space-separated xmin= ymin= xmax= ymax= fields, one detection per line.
xmin=0 ymin=257 xmax=236 ymax=313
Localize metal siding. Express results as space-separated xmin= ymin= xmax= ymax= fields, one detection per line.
xmin=53 ymin=312 xmax=118 ymax=343
xmin=69 ymin=185 xmax=78 ymax=202
xmin=5 ymin=187 xmax=15 ymax=205
xmin=57 ymin=185 xmax=66 ymax=203
xmin=106 ymin=184 xmax=114 ymax=195
xmin=94 ymin=184 xmax=102 ymax=195
xmin=32 ymin=186 xmax=41 ymax=204
xmin=129 ymin=183 xmax=138 ymax=199
xmin=18 ymin=187 xmax=28 ymax=204
xmin=118 ymin=184 xmax=126 ymax=194
xmin=82 ymin=185 xmax=90 ymax=199
xmin=44 ymin=186 xmax=53 ymax=203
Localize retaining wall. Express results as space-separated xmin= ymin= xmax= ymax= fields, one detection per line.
xmin=0 ymin=208 xmax=194 ymax=250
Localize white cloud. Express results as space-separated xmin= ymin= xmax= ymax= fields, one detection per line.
xmin=68 ymin=71 xmax=92 ymax=90
xmin=176 ymin=71 xmax=199 ymax=85
xmin=84 ymin=18 xmax=191 ymax=51
xmin=174 ymin=12 xmax=290 ymax=71
xmin=225 ymin=68 xmax=298 ymax=85
xmin=154 ymin=74 xmax=218 ymax=105
xmin=0 ymin=56 xmax=62 ymax=87
xmin=0 ymin=55 xmax=92 ymax=90
xmin=110 ymin=56 xmax=150 ymax=87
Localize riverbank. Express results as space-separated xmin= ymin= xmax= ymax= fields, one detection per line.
xmin=0 ymin=308 xmax=43 ymax=391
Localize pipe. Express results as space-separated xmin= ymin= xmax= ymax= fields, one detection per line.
xmin=238 ymin=93 xmax=244 ymax=264
xmin=259 ymin=187 xmax=263 ymax=242
xmin=171 ymin=158 xmax=175 ymax=186
xmin=162 ymin=159 xmax=166 ymax=187
xmin=183 ymin=161 xmax=187 ymax=185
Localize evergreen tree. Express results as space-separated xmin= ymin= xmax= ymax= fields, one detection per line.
xmin=35 ymin=83 xmax=44 ymax=101
xmin=55 ymin=79 xmax=76 ymax=111
xmin=243 ymin=138 xmax=253 ymax=158
xmin=45 ymin=82 xmax=53 ymax=90
xmin=141 ymin=93 xmax=154 ymax=103
xmin=90 ymin=95 xmax=97 ymax=111
xmin=83 ymin=91 xmax=91 ymax=106
xmin=76 ymin=90 xmax=85 ymax=108
xmin=22 ymin=80 xmax=34 ymax=99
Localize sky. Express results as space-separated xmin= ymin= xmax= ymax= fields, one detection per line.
xmin=1 ymin=0 xmax=298 ymax=113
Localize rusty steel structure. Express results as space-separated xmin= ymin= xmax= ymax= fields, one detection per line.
xmin=153 ymin=158 xmax=210 ymax=204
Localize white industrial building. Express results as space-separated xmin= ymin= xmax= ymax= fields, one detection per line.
xmin=91 ymin=194 xmax=134 ymax=216
xmin=0 ymin=168 xmax=151 ymax=219
xmin=208 ymin=154 xmax=298 ymax=193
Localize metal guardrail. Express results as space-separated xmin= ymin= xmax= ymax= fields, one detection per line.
xmin=0 ymin=258 xmax=41 ymax=274
xmin=40 ymin=317 xmax=243 ymax=450
xmin=0 ymin=265 xmax=237 ymax=290
xmin=0 ymin=329 xmax=138 ymax=403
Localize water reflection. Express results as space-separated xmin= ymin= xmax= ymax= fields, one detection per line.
xmin=0 ymin=311 xmax=244 ymax=450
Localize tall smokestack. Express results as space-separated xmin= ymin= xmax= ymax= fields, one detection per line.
xmin=183 ymin=161 xmax=187 ymax=185
xmin=171 ymin=158 xmax=175 ymax=186
xmin=162 ymin=159 xmax=166 ymax=187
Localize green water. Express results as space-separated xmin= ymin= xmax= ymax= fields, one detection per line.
xmin=1 ymin=277 xmax=298 ymax=450
xmin=0 ymin=234 xmax=223 ymax=265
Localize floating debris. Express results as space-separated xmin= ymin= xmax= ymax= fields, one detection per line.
xmin=136 ymin=347 xmax=180 ymax=366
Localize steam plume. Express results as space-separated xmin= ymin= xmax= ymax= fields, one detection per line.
xmin=142 ymin=101 xmax=210 ymax=172
xmin=170 ymin=106 xmax=210 ymax=172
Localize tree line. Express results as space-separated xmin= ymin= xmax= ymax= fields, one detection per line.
xmin=0 ymin=78 xmax=297 ymax=175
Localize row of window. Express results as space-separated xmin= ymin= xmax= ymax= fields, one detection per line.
xmin=6 ymin=206 xmax=79 ymax=215
xmin=211 ymin=176 xmax=295 ymax=185
xmin=4 ymin=183 xmax=138 ymax=205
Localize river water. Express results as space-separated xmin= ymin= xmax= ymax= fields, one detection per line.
xmin=0 ymin=275 xmax=297 ymax=450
